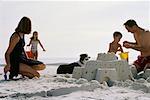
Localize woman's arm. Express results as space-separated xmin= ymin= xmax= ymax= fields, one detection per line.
xmin=23 ymin=48 xmax=28 ymax=58
xmin=5 ymin=34 xmax=20 ymax=72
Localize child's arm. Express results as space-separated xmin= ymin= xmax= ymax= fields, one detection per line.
xmin=108 ymin=43 xmax=112 ymax=53
xmin=118 ymin=44 xmax=123 ymax=52
xmin=38 ymin=40 xmax=46 ymax=51
xmin=27 ymin=40 xmax=32 ymax=46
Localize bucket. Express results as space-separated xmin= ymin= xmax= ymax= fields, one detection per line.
xmin=26 ymin=46 xmax=33 ymax=58
xmin=119 ymin=52 xmax=129 ymax=61
xmin=26 ymin=51 xmax=33 ymax=58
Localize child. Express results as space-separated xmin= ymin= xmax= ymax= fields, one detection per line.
xmin=108 ymin=31 xmax=123 ymax=54
xmin=27 ymin=31 xmax=46 ymax=60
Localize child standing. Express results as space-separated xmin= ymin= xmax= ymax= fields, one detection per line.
xmin=27 ymin=31 xmax=46 ymax=60
xmin=108 ymin=31 xmax=123 ymax=54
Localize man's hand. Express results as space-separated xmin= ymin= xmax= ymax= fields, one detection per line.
xmin=123 ymin=41 xmax=133 ymax=48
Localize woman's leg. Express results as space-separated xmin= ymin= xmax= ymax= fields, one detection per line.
xmin=19 ymin=63 xmax=40 ymax=78
xmin=31 ymin=64 xmax=46 ymax=71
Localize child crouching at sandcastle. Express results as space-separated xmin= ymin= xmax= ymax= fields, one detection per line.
xmin=108 ymin=31 xmax=129 ymax=61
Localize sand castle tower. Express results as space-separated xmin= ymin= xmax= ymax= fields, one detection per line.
xmin=73 ymin=53 xmax=132 ymax=83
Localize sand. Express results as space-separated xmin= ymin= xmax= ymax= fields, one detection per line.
xmin=0 ymin=65 xmax=150 ymax=100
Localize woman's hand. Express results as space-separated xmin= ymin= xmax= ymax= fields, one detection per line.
xmin=4 ymin=65 xmax=10 ymax=73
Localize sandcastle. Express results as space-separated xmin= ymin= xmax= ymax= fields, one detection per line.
xmin=73 ymin=53 xmax=133 ymax=83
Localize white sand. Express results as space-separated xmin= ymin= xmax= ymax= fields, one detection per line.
xmin=0 ymin=65 xmax=150 ymax=100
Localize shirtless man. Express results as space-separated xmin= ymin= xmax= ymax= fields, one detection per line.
xmin=123 ymin=19 xmax=150 ymax=73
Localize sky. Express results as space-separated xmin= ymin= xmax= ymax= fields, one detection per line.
xmin=0 ymin=0 xmax=150 ymax=61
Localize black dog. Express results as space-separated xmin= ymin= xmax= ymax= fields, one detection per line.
xmin=57 ymin=54 xmax=90 ymax=74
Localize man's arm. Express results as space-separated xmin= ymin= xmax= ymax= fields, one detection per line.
xmin=123 ymin=41 xmax=137 ymax=45
xmin=123 ymin=42 xmax=148 ymax=51
xmin=131 ymin=44 xmax=149 ymax=51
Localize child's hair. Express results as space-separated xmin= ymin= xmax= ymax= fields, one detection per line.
xmin=113 ymin=31 xmax=122 ymax=38
xmin=30 ymin=31 xmax=38 ymax=40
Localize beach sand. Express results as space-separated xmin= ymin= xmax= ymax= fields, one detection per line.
xmin=0 ymin=65 xmax=150 ymax=100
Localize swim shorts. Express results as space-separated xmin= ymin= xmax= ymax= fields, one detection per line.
xmin=134 ymin=56 xmax=150 ymax=72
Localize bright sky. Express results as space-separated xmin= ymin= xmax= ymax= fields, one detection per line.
xmin=0 ymin=0 xmax=150 ymax=61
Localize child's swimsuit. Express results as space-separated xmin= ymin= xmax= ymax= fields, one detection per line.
xmin=31 ymin=40 xmax=39 ymax=53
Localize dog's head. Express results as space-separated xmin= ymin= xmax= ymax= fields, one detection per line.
xmin=79 ymin=54 xmax=90 ymax=64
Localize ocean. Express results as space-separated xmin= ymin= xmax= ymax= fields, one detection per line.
xmin=0 ymin=56 xmax=133 ymax=67
xmin=0 ymin=57 xmax=79 ymax=66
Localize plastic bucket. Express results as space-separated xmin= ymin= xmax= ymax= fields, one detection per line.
xmin=119 ymin=52 xmax=129 ymax=61
xmin=26 ymin=51 xmax=33 ymax=58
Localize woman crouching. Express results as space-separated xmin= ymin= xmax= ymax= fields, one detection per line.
xmin=4 ymin=17 xmax=45 ymax=80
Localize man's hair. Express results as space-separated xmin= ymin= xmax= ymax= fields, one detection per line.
xmin=15 ymin=16 xmax=31 ymax=34
xmin=124 ymin=19 xmax=138 ymax=27
xmin=113 ymin=31 xmax=122 ymax=38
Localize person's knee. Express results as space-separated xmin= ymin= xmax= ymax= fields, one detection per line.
xmin=41 ymin=64 xmax=46 ymax=70
xmin=38 ymin=64 xmax=46 ymax=70
xmin=32 ymin=64 xmax=46 ymax=70
xmin=34 ymin=71 xmax=40 ymax=78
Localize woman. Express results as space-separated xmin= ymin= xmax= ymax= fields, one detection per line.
xmin=27 ymin=31 xmax=46 ymax=60
xmin=4 ymin=17 xmax=45 ymax=80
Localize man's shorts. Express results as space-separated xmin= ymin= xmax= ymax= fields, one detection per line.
xmin=134 ymin=56 xmax=150 ymax=72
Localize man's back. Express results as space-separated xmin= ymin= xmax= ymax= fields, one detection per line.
xmin=140 ymin=31 xmax=150 ymax=56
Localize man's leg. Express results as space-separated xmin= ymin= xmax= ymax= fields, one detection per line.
xmin=130 ymin=64 xmax=137 ymax=79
